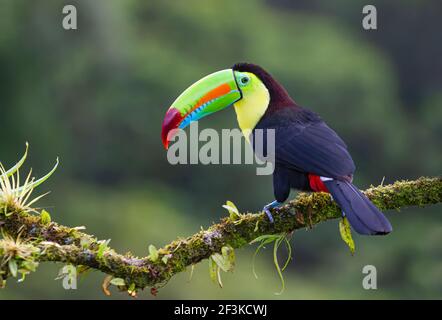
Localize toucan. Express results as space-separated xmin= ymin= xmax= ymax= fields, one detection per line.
xmin=161 ymin=63 xmax=392 ymax=235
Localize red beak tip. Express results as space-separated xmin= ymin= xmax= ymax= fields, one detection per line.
xmin=161 ymin=107 xmax=183 ymax=151
xmin=161 ymin=130 xmax=170 ymax=150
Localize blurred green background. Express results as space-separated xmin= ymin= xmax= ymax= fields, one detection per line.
xmin=0 ymin=0 xmax=441 ymax=299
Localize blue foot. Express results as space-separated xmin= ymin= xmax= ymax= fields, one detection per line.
xmin=262 ymin=200 xmax=282 ymax=223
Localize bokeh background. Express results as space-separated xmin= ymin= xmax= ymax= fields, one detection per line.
xmin=0 ymin=0 xmax=441 ymax=299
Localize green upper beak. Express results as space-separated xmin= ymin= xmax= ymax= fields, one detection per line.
xmin=161 ymin=69 xmax=241 ymax=149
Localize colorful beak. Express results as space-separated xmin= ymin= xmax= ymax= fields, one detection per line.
xmin=161 ymin=69 xmax=241 ymax=149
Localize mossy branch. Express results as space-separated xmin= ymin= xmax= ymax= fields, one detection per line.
xmin=1 ymin=172 xmax=441 ymax=294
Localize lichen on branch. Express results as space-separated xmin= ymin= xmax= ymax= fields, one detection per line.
xmin=0 ymin=146 xmax=441 ymax=295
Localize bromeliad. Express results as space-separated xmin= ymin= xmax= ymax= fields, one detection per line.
xmin=161 ymin=63 xmax=392 ymax=235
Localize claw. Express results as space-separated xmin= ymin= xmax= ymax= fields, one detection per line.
xmin=262 ymin=200 xmax=282 ymax=224
xmin=264 ymin=207 xmax=275 ymax=223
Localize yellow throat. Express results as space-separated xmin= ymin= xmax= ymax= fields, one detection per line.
xmin=233 ymin=72 xmax=270 ymax=141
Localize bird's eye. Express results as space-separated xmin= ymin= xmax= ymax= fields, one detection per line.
xmin=240 ymin=75 xmax=250 ymax=85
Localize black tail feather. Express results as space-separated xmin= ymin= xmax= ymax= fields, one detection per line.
xmin=324 ymin=180 xmax=392 ymax=235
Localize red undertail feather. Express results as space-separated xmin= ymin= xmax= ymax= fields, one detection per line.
xmin=308 ymin=174 xmax=329 ymax=193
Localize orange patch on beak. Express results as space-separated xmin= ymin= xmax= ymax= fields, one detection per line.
xmin=182 ymin=83 xmax=232 ymax=118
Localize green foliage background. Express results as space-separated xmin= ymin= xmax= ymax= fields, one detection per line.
xmin=0 ymin=0 xmax=441 ymax=299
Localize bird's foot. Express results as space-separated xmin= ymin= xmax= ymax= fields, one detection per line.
xmin=262 ymin=200 xmax=282 ymax=223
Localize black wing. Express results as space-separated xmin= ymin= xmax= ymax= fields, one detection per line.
xmin=253 ymin=107 xmax=355 ymax=179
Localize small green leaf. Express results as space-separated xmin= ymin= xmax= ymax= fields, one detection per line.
xmin=251 ymin=235 xmax=281 ymax=279
xmin=222 ymin=201 xmax=240 ymax=220
xmin=188 ymin=264 xmax=195 ymax=282
xmin=4 ymin=143 xmax=28 ymax=177
xmin=97 ymin=239 xmax=111 ymax=260
xmin=254 ymin=220 xmax=260 ymax=232
xmin=222 ymin=246 xmax=235 ymax=266
xmin=282 ymin=237 xmax=292 ymax=272
xmin=252 ymin=241 xmax=266 ymax=279
xmin=14 ymin=157 xmax=59 ymax=193
xmin=161 ymin=254 xmax=170 ymax=264
xmin=273 ymin=236 xmax=286 ymax=295
xmin=208 ymin=256 xmax=218 ymax=284
xmin=211 ymin=246 xmax=235 ymax=273
xmin=251 ymin=233 xmax=292 ymax=294
xmin=148 ymin=245 xmax=159 ymax=262
xmin=216 ymin=266 xmax=223 ymax=288
xmin=211 ymin=253 xmax=226 ymax=272
xmin=339 ymin=217 xmax=355 ymax=255
xmin=250 ymin=234 xmax=281 ymax=245
xmin=110 ymin=278 xmax=126 ymax=286
xmin=80 ymin=237 xmax=91 ymax=249
xmin=8 ymin=260 xmax=17 ymax=278
xmin=127 ymin=283 xmax=136 ymax=295
xmin=21 ymin=260 xmax=38 ymax=273
xmin=40 ymin=210 xmax=51 ymax=225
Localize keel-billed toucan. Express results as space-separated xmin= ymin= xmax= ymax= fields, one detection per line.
xmin=161 ymin=63 xmax=392 ymax=235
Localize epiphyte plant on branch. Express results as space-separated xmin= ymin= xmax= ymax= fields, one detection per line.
xmin=0 ymin=144 xmax=58 ymax=285
xmin=0 ymin=143 xmax=59 ymax=215
xmin=0 ymin=144 xmax=441 ymax=296
xmin=161 ymin=63 xmax=392 ymax=236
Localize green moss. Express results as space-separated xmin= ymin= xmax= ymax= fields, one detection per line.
xmin=1 ymin=176 xmax=440 ymax=291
